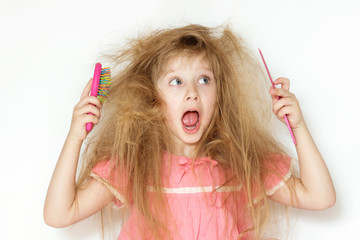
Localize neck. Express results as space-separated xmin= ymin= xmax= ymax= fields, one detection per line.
xmin=171 ymin=142 xmax=209 ymax=159
xmin=173 ymin=144 xmax=196 ymax=158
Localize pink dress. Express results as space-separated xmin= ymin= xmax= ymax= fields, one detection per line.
xmin=90 ymin=152 xmax=293 ymax=239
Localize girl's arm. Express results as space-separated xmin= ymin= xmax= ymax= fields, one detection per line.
xmin=268 ymin=77 xmax=336 ymax=210
xmin=44 ymin=79 xmax=114 ymax=227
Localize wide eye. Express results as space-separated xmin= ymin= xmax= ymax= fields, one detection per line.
xmin=198 ymin=76 xmax=210 ymax=84
xmin=169 ymin=78 xmax=182 ymax=86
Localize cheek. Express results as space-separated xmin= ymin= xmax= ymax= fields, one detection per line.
xmin=161 ymin=97 xmax=178 ymax=121
xmin=206 ymin=92 xmax=218 ymax=119
xmin=203 ymin=88 xmax=217 ymax=107
xmin=166 ymin=104 xmax=180 ymax=121
xmin=156 ymin=88 xmax=174 ymax=116
xmin=211 ymin=88 xmax=218 ymax=108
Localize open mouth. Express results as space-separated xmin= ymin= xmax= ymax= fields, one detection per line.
xmin=181 ymin=110 xmax=199 ymax=130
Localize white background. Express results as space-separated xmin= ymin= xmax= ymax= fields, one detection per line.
xmin=0 ymin=0 xmax=359 ymax=239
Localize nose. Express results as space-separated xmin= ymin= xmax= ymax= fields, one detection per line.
xmin=185 ymin=84 xmax=199 ymax=102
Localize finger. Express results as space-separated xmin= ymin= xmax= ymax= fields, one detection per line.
xmin=269 ymin=87 xmax=279 ymax=102
xmin=81 ymin=105 xmax=101 ymax=118
xmin=82 ymin=114 xmax=100 ymax=126
xmin=273 ymin=98 xmax=292 ymax=114
xmin=77 ymin=96 xmax=102 ymax=110
xmin=277 ymin=106 xmax=294 ymax=119
xmin=81 ymin=78 xmax=93 ymax=98
xmin=274 ymin=77 xmax=290 ymax=91
xmin=269 ymin=87 xmax=293 ymax=99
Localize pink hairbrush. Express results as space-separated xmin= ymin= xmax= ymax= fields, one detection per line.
xmin=258 ymin=49 xmax=296 ymax=145
xmin=86 ymin=63 xmax=111 ymax=132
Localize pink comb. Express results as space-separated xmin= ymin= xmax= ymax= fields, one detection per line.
xmin=85 ymin=63 xmax=102 ymax=132
xmin=85 ymin=63 xmax=111 ymax=132
xmin=258 ymin=49 xmax=296 ymax=145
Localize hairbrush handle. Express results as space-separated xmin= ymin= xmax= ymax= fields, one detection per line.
xmin=258 ymin=49 xmax=296 ymax=145
xmin=86 ymin=63 xmax=102 ymax=132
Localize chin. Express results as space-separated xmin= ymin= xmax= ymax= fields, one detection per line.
xmin=180 ymin=133 xmax=202 ymax=145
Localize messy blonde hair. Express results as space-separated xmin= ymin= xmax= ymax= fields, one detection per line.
xmin=77 ymin=24 xmax=292 ymax=239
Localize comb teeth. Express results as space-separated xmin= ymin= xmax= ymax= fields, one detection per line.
xmin=98 ymin=67 xmax=111 ymax=103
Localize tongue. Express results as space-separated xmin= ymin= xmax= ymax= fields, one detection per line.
xmin=182 ymin=111 xmax=198 ymax=126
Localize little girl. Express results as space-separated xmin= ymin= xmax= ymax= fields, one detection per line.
xmin=44 ymin=24 xmax=336 ymax=239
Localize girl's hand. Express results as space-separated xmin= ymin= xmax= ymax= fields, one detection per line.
xmin=269 ymin=77 xmax=305 ymax=131
xmin=67 ymin=78 xmax=102 ymax=142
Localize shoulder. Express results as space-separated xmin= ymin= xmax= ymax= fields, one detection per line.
xmin=261 ymin=154 xmax=295 ymax=196
xmin=90 ymin=159 xmax=128 ymax=207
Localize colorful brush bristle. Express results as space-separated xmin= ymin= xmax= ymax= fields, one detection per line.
xmin=86 ymin=63 xmax=111 ymax=132
xmin=97 ymin=67 xmax=111 ymax=103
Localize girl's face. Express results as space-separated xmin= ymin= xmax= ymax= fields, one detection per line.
xmin=156 ymin=54 xmax=217 ymax=155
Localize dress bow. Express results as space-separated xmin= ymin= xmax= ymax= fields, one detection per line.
xmin=176 ymin=157 xmax=218 ymax=184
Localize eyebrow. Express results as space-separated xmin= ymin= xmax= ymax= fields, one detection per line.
xmin=162 ymin=67 xmax=214 ymax=78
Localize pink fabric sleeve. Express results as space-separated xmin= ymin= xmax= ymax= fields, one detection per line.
xmin=262 ymin=154 xmax=294 ymax=196
xmin=90 ymin=160 xmax=127 ymax=207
